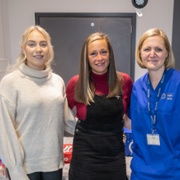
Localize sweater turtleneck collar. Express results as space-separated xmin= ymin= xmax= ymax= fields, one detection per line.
xmin=19 ymin=62 xmax=51 ymax=79
xmin=91 ymin=71 xmax=108 ymax=82
xmin=90 ymin=71 xmax=109 ymax=95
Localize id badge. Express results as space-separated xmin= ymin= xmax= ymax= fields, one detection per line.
xmin=147 ymin=134 xmax=160 ymax=146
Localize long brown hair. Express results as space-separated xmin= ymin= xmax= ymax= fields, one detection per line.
xmin=75 ymin=32 xmax=122 ymax=105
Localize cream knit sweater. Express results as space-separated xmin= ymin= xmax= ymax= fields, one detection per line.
xmin=0 ymin=63 xmax=76 ymax=180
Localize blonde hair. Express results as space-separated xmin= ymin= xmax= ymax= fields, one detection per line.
xmin=136 ymin=28 xmax=175 ymax=69
xmin=11 ymin=25 xmax=54 ymax=71
xmin=75 ymin=32 xmax=122 ymax=105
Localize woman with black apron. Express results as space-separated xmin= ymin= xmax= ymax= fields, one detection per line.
xmin=66 ymin=32 xmax=132 ymax=180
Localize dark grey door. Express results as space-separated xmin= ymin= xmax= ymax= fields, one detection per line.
xmin=35 ymin=13 xmax=136 ymax=84
xmin=172 ymin=0 xmax=180 ymax=70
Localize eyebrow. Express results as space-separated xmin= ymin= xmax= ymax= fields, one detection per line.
xmin=27 ymin=40 xmax=47 ymax=43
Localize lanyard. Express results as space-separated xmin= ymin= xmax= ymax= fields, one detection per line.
xmin=147 ymin=70 xmax=166 ymax=134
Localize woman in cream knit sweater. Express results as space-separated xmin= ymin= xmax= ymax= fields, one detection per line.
xmin=0 ymin=25 xmax=76 ymax=180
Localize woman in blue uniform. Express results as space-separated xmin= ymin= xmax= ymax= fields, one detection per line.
xmin=129 ymin=28 xmax=180 ymax=180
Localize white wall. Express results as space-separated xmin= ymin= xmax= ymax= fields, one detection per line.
xmin=0 ymin=0 xmax=8 ymax=79
xmin=0 ymin=1 xmax=5 ymax=58
xmin=1 ymin=0 xmax=174 ymax=80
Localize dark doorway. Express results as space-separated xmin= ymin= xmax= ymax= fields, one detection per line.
xmin=172 ymin=0 xmax=180 ymax=70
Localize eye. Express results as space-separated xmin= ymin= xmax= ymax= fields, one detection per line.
xmin=100 ymin=50 xmax=108 ymax=56
xmin=143 ymin=48 xmax=150 ymax=52
xmin=155 ymin=47 xmax=163 ymax=52
xmin=40 ymin=41 xmax=48 ymax=47
xmin=89 ymin=52 xmax=97 ymax=58
xmin=27 ymin=41 xmax=36 ymax=47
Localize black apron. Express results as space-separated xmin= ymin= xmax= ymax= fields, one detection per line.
xmin=69 ymin=95 xmax=127 ymax=180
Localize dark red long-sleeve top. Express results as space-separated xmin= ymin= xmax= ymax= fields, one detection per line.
xmin=66 ymin=71 xmax=133 ymax=120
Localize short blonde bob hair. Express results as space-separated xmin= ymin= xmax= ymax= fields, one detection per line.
xmin=136 ymin=28 xmax=175 ymax=69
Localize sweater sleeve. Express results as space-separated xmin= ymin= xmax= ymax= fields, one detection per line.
xmin=66 ymin=75 xmax=78 ymax=109
xmin=63 ymin=95 xmax=77 ymax=135
xmin=119 ymin=72 xmax=133 ymax=114
xmin=62 ymin=79 xmax=76 ymax=135
xmin=66 ymin=75 xmax=87 ymax=120
xmin=0 ymin=81 xmax=29 ymax=180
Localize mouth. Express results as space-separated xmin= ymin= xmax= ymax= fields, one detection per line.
xmin=95 ymin=61 xmax=105 ymax=66
xmin=34 ymin=55 xmax=43 ymax=59
xmin=148 ymin=59 xmax=158 ymax=63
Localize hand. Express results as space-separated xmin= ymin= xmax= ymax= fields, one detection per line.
xmin=123 ymin=114 xmax=131 ymax=130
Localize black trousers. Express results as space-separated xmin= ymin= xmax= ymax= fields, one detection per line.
xmin=27 ymin=169 xmax=62 ymax=180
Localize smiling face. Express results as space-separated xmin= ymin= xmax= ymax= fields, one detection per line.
xmin=24 ymin=29 xmax=49 ymax=70
xmin=140 ymin=35 xmax=168 ymax=72
xmin=88 ymin=39 xmax=110 ymax=75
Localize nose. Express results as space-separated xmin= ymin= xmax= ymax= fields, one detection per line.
xmin=35 ymin=44 xmax=42 ymax=52
xmin=96 ymin=53 xmax=103 ymax=60
xmin=149 ymin=50 xmax=156 ymax=57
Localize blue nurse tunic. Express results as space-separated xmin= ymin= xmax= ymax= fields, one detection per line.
xmin=129 ymin=68 xmax=180 ymax=180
